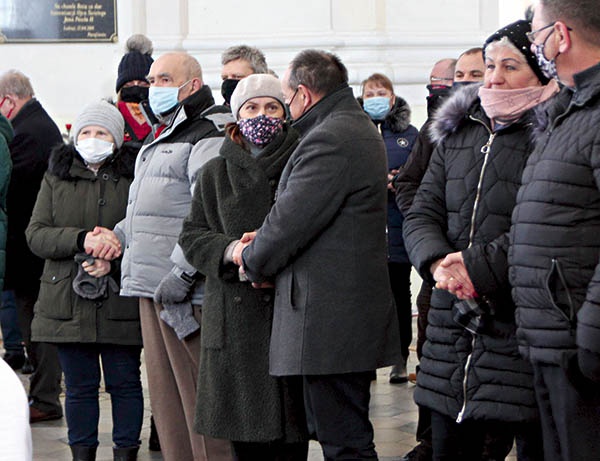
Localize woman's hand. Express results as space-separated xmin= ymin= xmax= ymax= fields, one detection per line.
xmin=84 ymin=226 xmax=122 ymax=260
xmin=82 ymin=258 xmax=111 ymax=278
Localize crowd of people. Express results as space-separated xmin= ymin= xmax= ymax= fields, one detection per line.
xmin=0 ymin=0 xmax=600 ymax=460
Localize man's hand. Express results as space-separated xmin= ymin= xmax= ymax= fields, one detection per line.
xmin=154 ymin=271 xmax=193 ymax=305
xmin=81 ymin=258 xmax=111 ymax=278
xmin=232 ymin=231 xmax=257 ymax=267
xmin=84 ymin=226 xmax=122 ymax=260
xmin=387 ymin=169 xmax=399 ymax=192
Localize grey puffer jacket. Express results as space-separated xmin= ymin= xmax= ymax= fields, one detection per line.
xmin=509 ymin=63 xmax=600 ymax=378
xmin=403 ymin=84 xmax=538 ymax=423
xmin=116 ymin=86 xmax=233 ymax=303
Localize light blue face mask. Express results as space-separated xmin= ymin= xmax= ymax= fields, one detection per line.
xmin=148 ymin=80 xmax=191 ymax=115
xmin=363 ymin=96 xmax=391 ymax=120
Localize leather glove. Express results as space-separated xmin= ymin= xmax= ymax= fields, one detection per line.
xmin=154 ymin=270 xmax=194 ymax=305
xmin=159 ymin=301 xmax=200 ymax=340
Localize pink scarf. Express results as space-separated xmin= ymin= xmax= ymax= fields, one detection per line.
xmin=478 ymin=79 xmax=560 ymax=125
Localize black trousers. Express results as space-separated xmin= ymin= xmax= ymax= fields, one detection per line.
xmin=16 ymin=287 xmax=63 ymax=415
xmin=303 ymin=372 xmax=376 ymax=460
xmin=388 ymin=262 xmax=412 ymax=362
xmin=430 ymin=410 xmax=543 ymax=461
xmin=533 ymin=361 xmax=600 ymax=461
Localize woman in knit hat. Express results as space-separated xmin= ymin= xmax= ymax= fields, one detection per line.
xmin=115 ymin=34 xmax=155 ymax=151
xmin=402 ymin=19 xmax=560 ymax=461
xmin=26 ymin=100 xmax=143 ymax=461
xmin=179 ymin=74 xmax=308 ymax=460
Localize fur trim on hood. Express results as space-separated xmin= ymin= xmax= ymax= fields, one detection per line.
xmin=48 ymin=143 xmax=136 ymax=181
xmin=357 ymin=95 xmax=412 ymax=133
xmin=429 ymin=83 xmax=483 ymax=144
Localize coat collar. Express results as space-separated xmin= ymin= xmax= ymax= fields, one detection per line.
xmin=291 ymin=85 xmax=354 ymax=136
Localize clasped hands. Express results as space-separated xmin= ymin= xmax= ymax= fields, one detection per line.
xmin=431 ymin=251 xmax=477 ymax=300
xmin=81 ymin=226 xmax=121 ymax=278
xmin=231 ymin=231 xmax=273 ymax=289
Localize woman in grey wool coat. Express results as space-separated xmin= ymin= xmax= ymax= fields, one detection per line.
xmin=178 ymin=74 xmax=308 ymax=460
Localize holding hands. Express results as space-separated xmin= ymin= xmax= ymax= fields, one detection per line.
xmin=81 ymin=258 xmax=111 ymax=278
xmin=431 ymin=252 xmax=477 ymax=299
xmin=84 ymin=226 xmax=122 ymax=260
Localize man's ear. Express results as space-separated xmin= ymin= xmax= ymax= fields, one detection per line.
xmin=298 ymin=84 xmax=313 ymax=112
xmin=556 ymin=21 xmax=572 ymax=54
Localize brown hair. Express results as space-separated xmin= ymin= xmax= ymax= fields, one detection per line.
xmin=361 ymin=73 xmax=393 ymax=97
xmin=225 ymin=122 xmax=246 ymax=147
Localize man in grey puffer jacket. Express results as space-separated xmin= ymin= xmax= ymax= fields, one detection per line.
xmin=113 ymin=51 xmax=234 ymax=461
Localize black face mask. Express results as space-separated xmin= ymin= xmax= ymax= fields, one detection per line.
xmin=120 ymin=85 xmax=149 ymax=103
xmin=426 ymin=85 xmax=451 ymax=117
xmin=221 ymin=79 xmax=240 ymax=106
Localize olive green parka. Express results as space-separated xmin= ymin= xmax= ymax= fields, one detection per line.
xmin=26 ymin=143 xmax=141 ymax=345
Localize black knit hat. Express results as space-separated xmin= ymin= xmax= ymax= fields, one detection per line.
xmin=116 ymin=34 xmax=154 ymax=93
xmin=483 ymin=19 xmax=550 ymax=85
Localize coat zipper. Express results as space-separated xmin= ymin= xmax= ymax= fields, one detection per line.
xmin=456 ymin=116 xmax=496 ymax=424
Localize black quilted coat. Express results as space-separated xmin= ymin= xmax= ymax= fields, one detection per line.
xmin=403 ymin=84 xmax=538 ymax=423
xmin=509 ymin=63 xmax=600 ymax=378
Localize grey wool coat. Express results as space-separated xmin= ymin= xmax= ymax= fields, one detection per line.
xmin=242 ymin=86 xmax=401 ymax=376
xmin=179 ymin=126 xmax=307 ymax=443
xmin=26 ymin=144 xmax=141 ymax=345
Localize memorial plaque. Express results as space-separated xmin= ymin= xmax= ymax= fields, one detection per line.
xmin=0 ymin=1 xmax=117 ymax=43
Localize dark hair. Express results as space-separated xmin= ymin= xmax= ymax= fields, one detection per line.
xmin=361 ymin=73 xmax=394 ymax=96
xmin=288 ymin=50 xmax=348 ymax=97
xmin=458 ymin=47 xmax=484 ymax=59
xmin=541 ymin=0 xmax=600 ymax=46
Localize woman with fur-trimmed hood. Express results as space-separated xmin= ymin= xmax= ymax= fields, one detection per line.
xmin=403 ymin=20 xmax=559 ymax=460
xmin=360 ymin=73 xmax=418 ymax=384
xmin=26 ymin=100 xmax=142 ymax=461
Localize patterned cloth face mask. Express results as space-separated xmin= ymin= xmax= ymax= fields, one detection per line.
xmin=238 ymin=114 xmax=284 ymax=147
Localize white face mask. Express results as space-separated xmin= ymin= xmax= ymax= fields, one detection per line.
xmin=75 ymin=137 xmax=114 ymax=165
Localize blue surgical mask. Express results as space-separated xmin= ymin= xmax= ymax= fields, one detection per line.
xmin=363 ymin=96 xmax=391 ymax=120
xmin=149 ymin=80 xmax=191 ymax=115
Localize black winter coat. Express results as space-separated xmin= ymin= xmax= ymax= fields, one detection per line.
xmin=403 ymin=84 xmax=538 ymax=423
xmin=179 ymin=126 xmax=307 ymax=442
xmin=5 ymin=99 xmax=63 ymax=291
xmin=509 ymin=63 xmax=600 ymax=377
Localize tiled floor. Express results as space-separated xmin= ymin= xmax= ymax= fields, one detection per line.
xmin=20 ymin=359 xmax=421 ymax=461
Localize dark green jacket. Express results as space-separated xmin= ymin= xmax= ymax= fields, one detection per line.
xmin=180 ymin=126 xmax=307 ymax=442
xmin=0 ymin=116 xmax=12 ymax=291
xmin=26 ymin=144 xmax=141 ymax=345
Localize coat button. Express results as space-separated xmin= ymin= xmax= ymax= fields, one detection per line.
xmin=95 ymin=301 xmax=102 ymax=308
xmin=102 ymin=173 xmax=110 ymax=181
xmin=233 ymin=296 xmax=242 ymax=304
xmin=263 ymin=294 xmax=272 ymax=303
xmin=51 ymin=276 xmax=56 ymax=281
xmin=98 ymin=198 xmax=106 ymax=206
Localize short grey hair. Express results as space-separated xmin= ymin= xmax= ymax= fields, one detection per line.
xmin=221 ymin=45 xmax=268 ymax=74
xmin=484 ymin=36 xmax=526 ymax=63
xmin=0 ymin=69 xmax=34 ymax=98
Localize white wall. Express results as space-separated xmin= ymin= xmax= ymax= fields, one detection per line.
xmin=0 ymin=0 xmax=531 ymax=134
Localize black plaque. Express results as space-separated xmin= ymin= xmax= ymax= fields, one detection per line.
xmin=0 ymin=1 xmax=117 ymax=43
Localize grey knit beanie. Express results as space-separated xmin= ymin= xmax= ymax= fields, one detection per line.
xmin=72 ymin=100 xmax=125 ymax=148
xmin=230 ymin=74 xmax=284 ymax=120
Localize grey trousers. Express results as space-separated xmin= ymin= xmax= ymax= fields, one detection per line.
xmin=139 ymin=298 xmax=233 ymax=461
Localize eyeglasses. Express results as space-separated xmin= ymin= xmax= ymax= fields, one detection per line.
xmin=286 ymin=88 xmax=299 ymax=106
xmin=526 ymin=21 xmax=572 ymax=44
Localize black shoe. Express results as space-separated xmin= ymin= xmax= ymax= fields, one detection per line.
xmin=3 ymin=352 xmax=25 ymax=370
xmin=149 ymin=415 xmax=161 ymax=451
xmin=29 ymin=406 xmax=63 ymax=423
xmin=70 ymin=445 xmax=97 ymax=461
xmin=113 ymin=446 xmax=139 ymax=461
xmin=389 ymin=363 xmax=408 ymax=384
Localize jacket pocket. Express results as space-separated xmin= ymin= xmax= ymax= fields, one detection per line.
xmin=37 ymin=261 xmax=74 ymax=320
xmin=544 ymin=257 xmax=576 ymax=329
